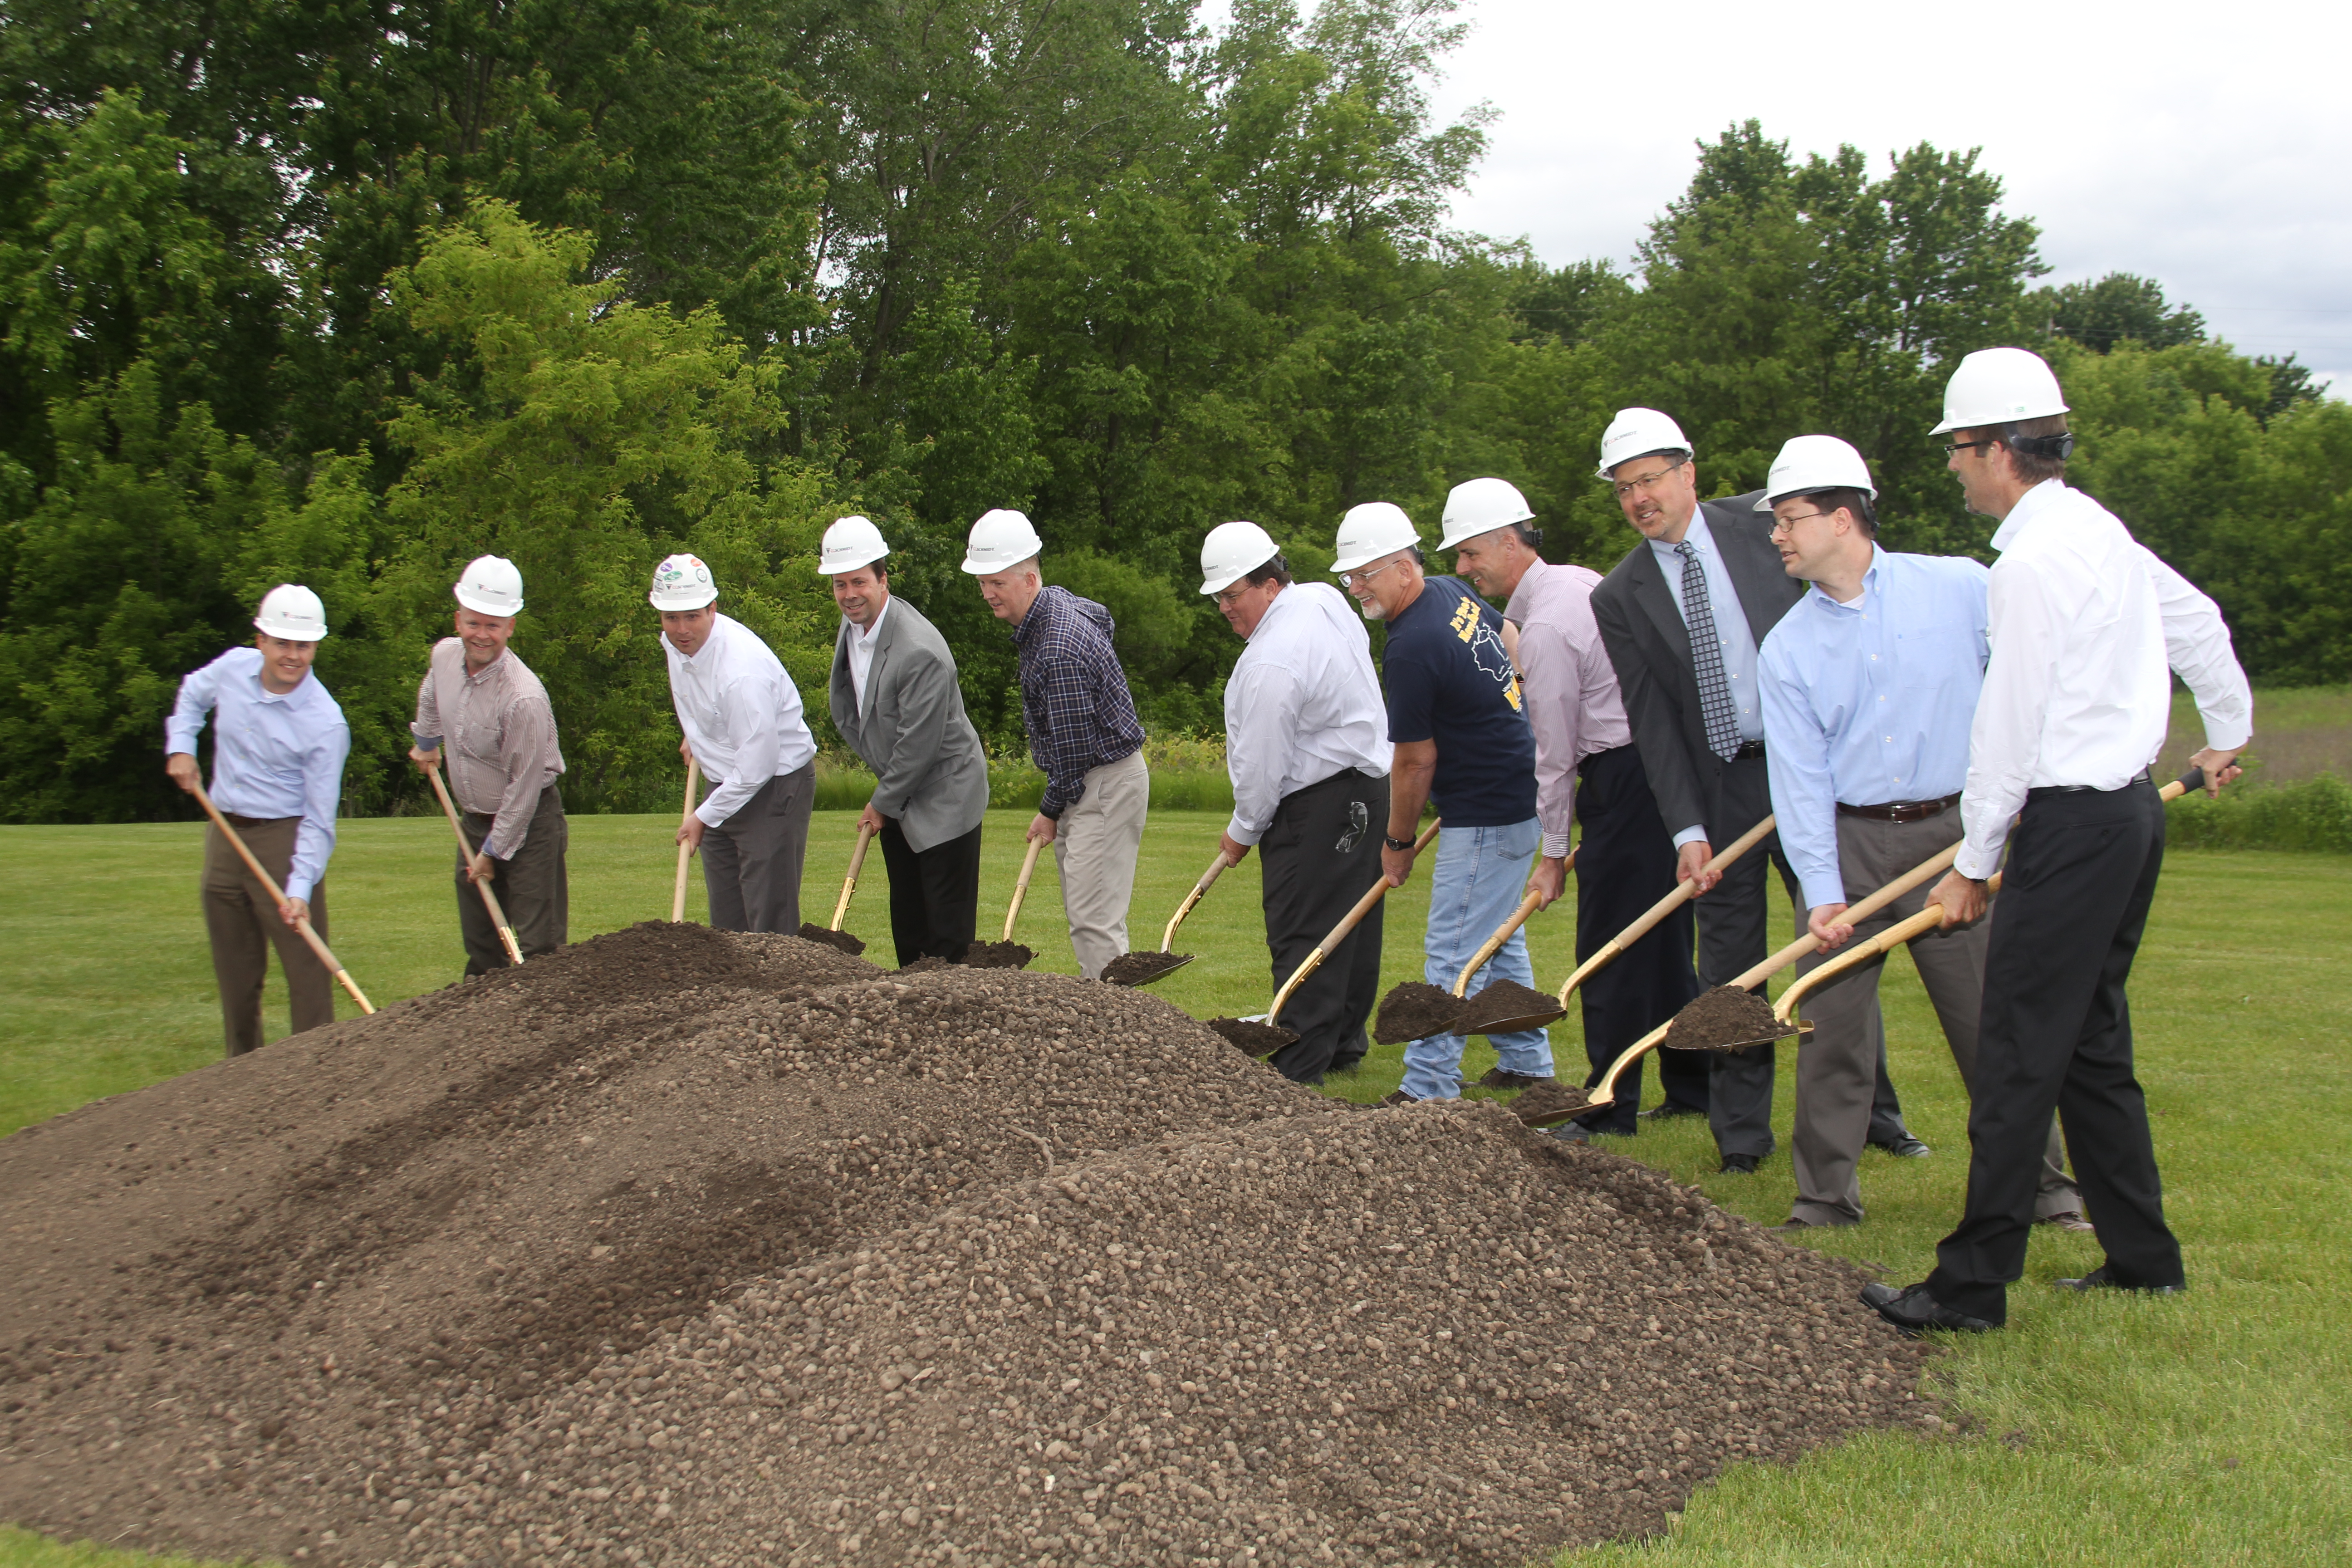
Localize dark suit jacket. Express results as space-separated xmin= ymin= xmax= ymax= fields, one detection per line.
xmin=1590 ymin=490 xmax=1799 ymax=843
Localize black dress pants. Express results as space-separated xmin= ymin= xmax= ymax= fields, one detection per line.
xmin=878 ymin=817 xmax=983 ymax=967
xmin=1568 ymin=745 xmax=1702 ymax=1133
xmin=1698 ymin=753 xmax=1908 ymax=1157
xmin=1259 ymin=769 xmax=1390 ymax=1084
xmin=1926 ymin=778 xmax=2180 ymax=1323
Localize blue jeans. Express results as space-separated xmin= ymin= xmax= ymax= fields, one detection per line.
xmin=1400 ymin=818 xmax=1553 ymax=1100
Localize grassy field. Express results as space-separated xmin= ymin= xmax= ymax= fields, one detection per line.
xmin=3 ymin=811 xmax=2348 ymax=1565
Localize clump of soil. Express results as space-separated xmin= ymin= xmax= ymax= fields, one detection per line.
xmin=796 ymin=921 xmax=867 ymax=956
xmin=1 ymin=928 xmax=1930 ymax=1568
xmin=1375 ymin=980 xmax=1467 ymax=1044
xmin=1665 ymin=984 xmax=1796 ymax=1052
xmin=1460 ymin=978 xmax=1564 ymax=1035
xmin=1101 ymin=950 xmax=1192 ymax=987
xmin=1510 ymin=1079 xmax=1595 ymax=1127
xmin=1206 ymin=1016 xmax=1299 ymax=1054
xmin=961 ymin=940 xmax=1035 ymax=970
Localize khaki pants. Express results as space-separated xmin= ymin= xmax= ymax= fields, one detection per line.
xmin=1051 ymin=748 xmax=1149 ymax=980
xmin=201 ymin=818 xmax=335 ymax=1057
xmin=1790 ymin=808 xmax=2079 ymax=1226
xmin=456 ymin=784 xmax=569 ymax=975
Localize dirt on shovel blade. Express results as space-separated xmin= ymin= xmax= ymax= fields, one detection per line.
xmin=1664 ymin=984 xmax=1793 ymax=1052
xmin=960 ymin=939 xmax=1035 ymax=969
xmin=1510 ymin=1079 xmax=1595 ymax=1127
xmin=1459 ymin=977 xmax=1563 ymax=1035
xmin=1102 ymin=950 xmax=1192 ymax=986
xmin=1375 ymin=980 xmax=1468 ymax=1044
xmin=1208 ymin=1015 xmax=1299 ymax=1054
xmin=796 ymin=920 xmax=867 ymax=956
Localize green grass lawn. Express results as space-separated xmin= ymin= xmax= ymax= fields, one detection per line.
xmin=4 ymin=811 xmax=2348 ymax=1565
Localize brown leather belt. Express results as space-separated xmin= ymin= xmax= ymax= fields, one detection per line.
xmin=1837 ymin=793 xmax=1960 ymax=824
xmin=221 ymin=812 xmax=297 ymax=830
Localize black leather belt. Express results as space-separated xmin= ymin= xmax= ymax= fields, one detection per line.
xmin=1838 ymin=793 xmax=1961 ymax=824
xmin=1730 ymin=740 xmax=1766 ymax=761
xmin=2028 ymin=769 xmax=2152 ymax=799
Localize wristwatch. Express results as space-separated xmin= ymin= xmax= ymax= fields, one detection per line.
xmin=1382 ymin=833 xmax=1416 ymax=853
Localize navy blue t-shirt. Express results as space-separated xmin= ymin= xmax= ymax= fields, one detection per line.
xmin=1381 ymin=575 xmax=1537 ymax=826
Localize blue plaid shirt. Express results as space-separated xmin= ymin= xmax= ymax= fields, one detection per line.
xmin=1013 ymin=586 xmax=1146 ymax=818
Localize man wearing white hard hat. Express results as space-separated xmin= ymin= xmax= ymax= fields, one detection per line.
xmin=1753 ymin=437 xmax=2080 ymax=1232
xmin=653 ymin=552 xmax=820 ymax=933
xmin=963 ymin=509 xmax=1149 ymax=980
xmin=1338 ymin=500 xmax=1553 ymax=1103
xmin=407 ymin=556 xmax=569 ymax=973
xmin=822 ymin=517 xmax=992 ymax=965
xmin=1443 ymin=477 xmax=1707 ymax=1134
xmin=1588 ymin=408 xmax=1861 ymax=1174
xmin=164 ymin=585 xmax=353 ymax=1055
xmin=1864 ymin=349 xmax=2252 ymax=1336
xmin=1204 ymin=521 xmax=1392 ymax=1081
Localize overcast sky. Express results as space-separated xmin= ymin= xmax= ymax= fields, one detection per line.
xmin=1416 ymin=0 xmax=2352 ymax=396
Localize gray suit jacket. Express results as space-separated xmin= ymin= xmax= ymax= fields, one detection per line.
xmin=1590 ymin=490 xmax=1799 ymax=843
xmin=828 ymin=595 xmax=990 ymax=853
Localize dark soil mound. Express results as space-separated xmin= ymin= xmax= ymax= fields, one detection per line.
xmin=1207 ymin=1016 xmax=1299 ymax=1055
xmin=1374 ymin=980 xmax=1465 ymax=1044
xmin=1510 ymin=1079 xmax=1595 ymax=1127
xmin=961 ymin=940 xmax=1035 ymax=970
xmin=1460 ymin=978 xmax=1563 ymax=1035
xmin=1664 ymin=985 xmax=1795 ymax=1052
xmin=2 ymin=931 xmax=1929 ymax=1568
xmin=796 ymin=921 xmax=867 ymax=956
xmin=1101 ymin=950 xmax=1192 ymax=987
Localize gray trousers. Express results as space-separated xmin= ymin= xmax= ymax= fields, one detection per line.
xmin=700 ymin=761 xmax=816 ymax=933
xmin=201 ymin=817 xmax=334 ymax=1057
xmin=456 ymin=784 xmax=568 ymax=975
xmin=1789 ymin=808 xmax=2079 ymax=1225
xmin=1050 ymin=748 xmax=1149 ymax=980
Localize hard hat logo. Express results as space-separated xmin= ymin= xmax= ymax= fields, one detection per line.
xmin=649 ymin=553 xmax=719 ymax=612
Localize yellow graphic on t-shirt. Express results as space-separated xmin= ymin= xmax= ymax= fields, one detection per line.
xmin=1451 ymin=595 xmax=1524 ymax=711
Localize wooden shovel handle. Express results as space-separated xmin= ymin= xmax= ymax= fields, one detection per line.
xmin=426 ymin=763 xmax=523 ymax=965
xmin=189 ymin=781 xmax=374 ymax=1015
xmin=1162 ymin=850 xmax=1233 ymax=952
xmin=1453 ymin=891 xmax=1544 ymax=998
xmin=1003 ymin=836 xmax=1045 ymax=942
xmin=1268 ymin=818 xmax=1440 ymax=1025
xmin=671 ymin=757 xmax=700 ymax=922
xmin=831 ymin=822 xmax=875 ymax=931
xmin=1555 ymin=813 xmax=1776 ymax=1006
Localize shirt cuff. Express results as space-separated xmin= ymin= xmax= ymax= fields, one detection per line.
xmin=1541 ymin=830 xmax=1572 ymax=859
xmin=1954 ymin=840 xmax=2004 ymax=881
xmin=2201 ymin=720 xmax=2252 ymax=752
xmin=1225 ymin=814 xmax=1264 ymax=848
xmin=1799 ymin=873 xmax=1847 ymax=912
xmin=1672 ymin=825 xmax=1709 ymax=849
xmin=411 ymin=727 xmax=442 ymax=750
xmin=695 ymin=799 xmax=730 ymax=829
xmin=284 ymin=876 xmax=315 ymax=905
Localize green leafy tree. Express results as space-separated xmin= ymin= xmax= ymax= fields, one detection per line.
xmin=2043 ymin=272 xmax=2206 ymax=352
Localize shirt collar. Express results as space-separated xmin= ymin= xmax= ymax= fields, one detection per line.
xmin=1804 ymin=544 xmax=1886 ymax=615
xmin=1988 ymin=478 xmax=2069 ymax=553
xmin=461 ymin=647 xmax=509 ymax=683
xmin=1009 ymin=585 xmax=1055 ymax=647
xmin=1650 ymin=510 xmax=1714 ymax=568
xmin=854 ymin=597 xmax=891 ymax=645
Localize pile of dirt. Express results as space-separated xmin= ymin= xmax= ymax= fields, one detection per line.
xmin=1458 ymin=979 xmax=1562 ymax=1035
xmin=796 ymin=922 xmax=867 ymax=957
xmin=1663 ymin=985 xmax=1794 ymax=1053
xmin=1100 ymin=952 xmax=1191 ymax=988
xmin=1373 ymin=981 xmax=1464 ymax=1044
xmin=1509 ymin=1079 xmax=1594 ymax=1127
xmin=1 ymin=926 xmax=1930 ymax=1568
xmin=961 ymin=941 xmax=1035 ymax=970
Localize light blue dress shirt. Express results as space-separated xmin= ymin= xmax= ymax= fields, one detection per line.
xmin=166 ymin=647 xmax=352 ymax=903
xmin=1757 ymin=547 xmax=1990 ymax=911
xmin=1648 ymin=514 xmax=1765 ymax=846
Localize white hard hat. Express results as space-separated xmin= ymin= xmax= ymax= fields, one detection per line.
xmin=1755 ymin=435 xmax=1877 ymax=509
xmin=1199 ymin=521 xmax=1281 ymax=595
xmin=648 ymin=553 xmax=718 ymax=611
xmin=254 ymin=584 xmax=328 ymax=641
xmin=1438 ymin=477 xmax=1535 ymax=551
xmin=818 ymin=515 xmax=890 ymax=576
xmin=1596 ymin=408 xmax=1694 ymax=479
xmin=453 ymin=554 xmax=525 ymax=616
xmin=1931 ymin=347 xmax=2068 ymax=435
xmin=961 ymin=508 xmax=1044 ymax=575
xmin=1331 ymin=502 xmax=1420 ymax=573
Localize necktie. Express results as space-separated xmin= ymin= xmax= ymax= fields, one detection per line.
xmin=1676 ymin=541 xmax=1742 ymax=762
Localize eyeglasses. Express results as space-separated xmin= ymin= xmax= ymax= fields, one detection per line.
xmin=1609 ymin=462 xmax=1687 ymax=500
xmin=1211 ymin=584 xmax=1255 ymax=608
xmin=1339 ymin=559 xmax=1404 ymax=590
xmin=1767 ymin=510 xmax=1835 ymax=535
xmin=1942 ymin=440 xmax=1997 ymax=457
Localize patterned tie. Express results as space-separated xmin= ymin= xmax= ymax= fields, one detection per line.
xmin=1676 ymin=541 xmax=1743 ymax=762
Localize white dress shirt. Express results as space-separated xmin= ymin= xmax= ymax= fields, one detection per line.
xmin=846 ymin=596 xmax=892 ymax=714
xmin=1956 ymin=480 xmax=2253 ymax=879
xmin=165 ymin=647 xmax=351 ymax=903
xmin=1504 ymin=558 xmax=1632 ymax=858
xmin=664 ymin=613 xmax=818 ymax=828
xmin=1223 ymin=583 xmax=1392 ymax=846
xmin=1648 ymin=512 xmax=1764 ymax=847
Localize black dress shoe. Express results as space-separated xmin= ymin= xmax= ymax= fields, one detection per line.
xmin=1640 ymin=1102 xmax=1707 ymax=1122
xmin=1869 ymin=1132 xmax=1932 ymax=1158
xmin=1719 ymin=1152 xmax=1759 ymax=1175
xmin=2055 ymin=1264 xmax=2185 ymax=1295
xmin=1477 ymin=1067 xmax=1556 ymax=1091
xmin=1859 ymin=1280 xmax=1994 ymax=1336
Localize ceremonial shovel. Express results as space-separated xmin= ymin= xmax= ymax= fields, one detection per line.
xmin=671 ymin=758 xmax=700 ymax=922
xmin=423 ymin=761 xmax=524 ymax=965
xmin=1103 ymin=850 xmax=1232 ymax=987
xmin=796 ymin=823 xmax=876 ymax=956
xmin=1370 ymin=847 xmax=1578 ymax=1043
xmin=189 ymin=781 xmax=374 ymax=1014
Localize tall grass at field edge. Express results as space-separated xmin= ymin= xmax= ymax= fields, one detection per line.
xmin=816 ymin=736 xmax=1236 ymax=816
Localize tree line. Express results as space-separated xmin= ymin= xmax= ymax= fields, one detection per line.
xmin=3 ymin=0 xmax=2343 ymax=825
